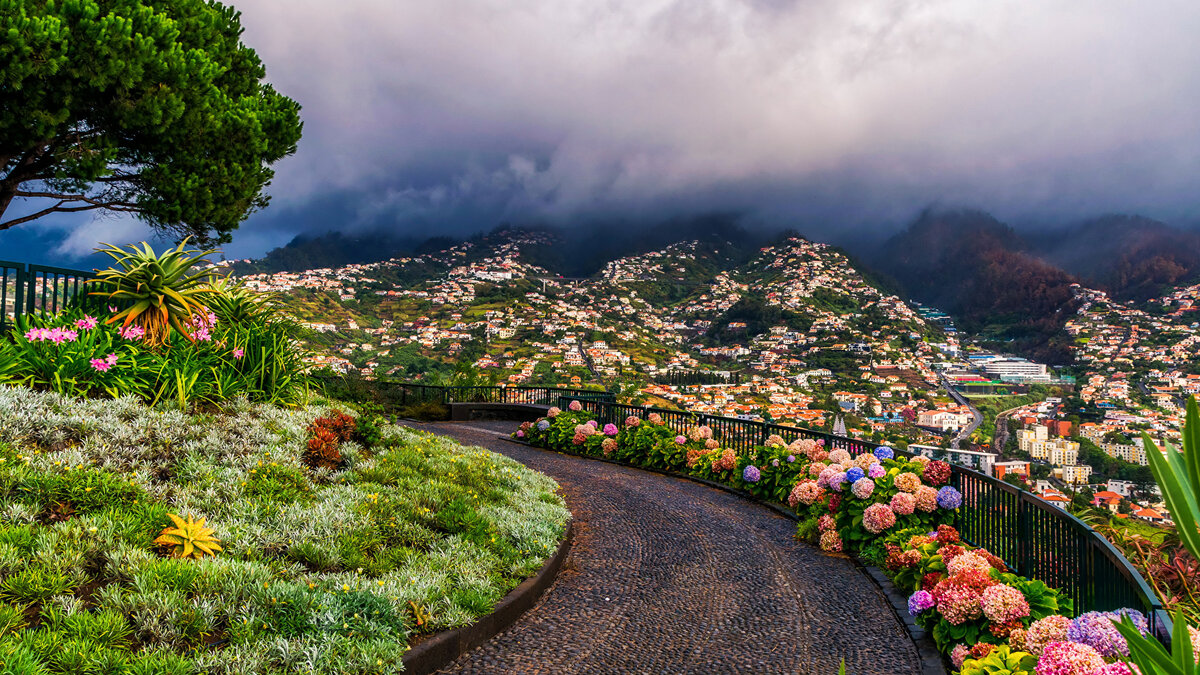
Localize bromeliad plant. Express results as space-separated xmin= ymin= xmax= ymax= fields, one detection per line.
xmin=89 ymin=239 xmax=217 ymax=346
xmin=153 ymin=513 xmax=223 ymax=560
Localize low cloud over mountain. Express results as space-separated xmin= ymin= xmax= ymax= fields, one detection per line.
xmin=9 ymin=1 xmax=1200 ymax=261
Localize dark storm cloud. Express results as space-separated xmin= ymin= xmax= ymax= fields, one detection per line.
xmin=19 ymin=0 xmax=1200 ymax=259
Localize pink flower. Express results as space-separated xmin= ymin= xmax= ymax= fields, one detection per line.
xmin=232 ymin=348 xmax=244 ymax=359
xmin=950 ymin=644 xmax=969 ymax=669
xmin=890 ymin=492 xmax=916 ymax=515
xmin=914 ymin=485 xmax=939 ymax=512
xmin=46 ymin=327 xmax=78 ymax=344
xmin=89 ymin=358 xmax=112 ymax=372
xmin=819 ymin=529 xmax=842 ymax=552
xmin=862 ymin=503 xmax=896 ymax=534
xmin=75 ymin=315 xmax=97 ymax=330
xmin=107 ymin=305 xmax=117 ymax=313
xmin=568 ymin=400 xmax=582 ymax=411
xmin=1034 ymin=641 xmax=1106 ymax=675
xmin=105 ymin=353 xmax=119 ymax=366
xmin=1024 ymin=615 xmax=1071 ymax=658
xmin=192 ymin=327 xmax=212 ymax=342
xmin=980 ymin=584 xmax=1030 ymax=623
xmin=675 ymin=435 xmax=687 ymax=445
xmin=119 ymin=325 xmax=145 ymax=340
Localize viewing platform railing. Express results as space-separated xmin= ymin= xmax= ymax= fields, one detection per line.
xmin=314 ymin=376 xmax=1171 ymax=644
xmin=0 ymin=260 xmax=96 ymax=335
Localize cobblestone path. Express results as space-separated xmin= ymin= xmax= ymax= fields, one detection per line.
xmin=407 ymin=421 xmax=923 ymax=675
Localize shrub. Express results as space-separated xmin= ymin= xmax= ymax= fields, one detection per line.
xmin=89 ymin=240 xmax=217 ymax=347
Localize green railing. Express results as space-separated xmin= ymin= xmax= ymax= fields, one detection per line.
xmin=0 ymin=260 xmax=96 ymax=335
xmin=318 ymin=377 xmax=1170 ymax=644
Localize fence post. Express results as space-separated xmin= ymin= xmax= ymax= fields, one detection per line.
xmin=1016 ymin=495 xmax=1029 ymax=577
xmin=12 ymin=264 xmax=25 ymax=328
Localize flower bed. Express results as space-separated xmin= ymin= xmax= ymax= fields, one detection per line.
xmin=517 ymin=406 xmax=1158 ymax=674
xmin=0 ymin=388 xmax=569 ymax=674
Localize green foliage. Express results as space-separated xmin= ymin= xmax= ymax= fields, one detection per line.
xmin=0 ymin=0 xmax=302 ymax=242
xmin=3 ymin=297 xmax=309 ymax=407
xmin=0 ymin=392 xmax=569 ymax=672
xmin=959 ymin=646 xmax=1036 ymax=675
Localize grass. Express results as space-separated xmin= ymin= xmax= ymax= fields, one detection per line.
xmin=0 ymin=387 xmax=569 ymax=674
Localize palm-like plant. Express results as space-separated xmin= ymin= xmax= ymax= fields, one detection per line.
xmin=89 ymin=240 xmax=217 ymax=346
xmin=1115 ymin=396 xmax=1200 ymax=673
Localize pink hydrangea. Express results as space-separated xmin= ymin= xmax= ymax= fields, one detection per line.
xmin=817 ymin=514 xmax=835 ymax=532
xmin=675 ymin=435 xmax=687 ymax=445
xmin=1034 ymin=641 xmax=1106 ymax=675
xmin=625 ymin=416 xmax=640 ymax=427
xmin=547 ymin=407 xmax=561 ymax=418
xmin=568 ymin=400 xmax=582 ymax=411
xmin=1094 ymin=664 xmax=1137 ymax=675
xmin=947 ymin=551 xmax=994 ymax=577
xmin=647 ymin=413 xmax=663 ymax=424
xmin=867 ymin=463 xmax=885 ymax=479
xmin=766 ymin=434 xmax=787 ymax=448
xmin=914 ymin=485 xmax=939 ymax=512
xmin=572 ymin=432 xmax=586 ymax=445
xmin=1026 ymin=615 xmax=1072 ymax=657
xmin=601 ymin=439 xmax=617 ymax=455
xmin=950 ymin=644 xmax=970 ymax=669
xmin=894 ymin=472 xmax=921 ymax=493
xmin=819 ymin=529 xmax=842 ymax=552
xmin=851 ymin=477 xmax=875 ymax=499
xmin=602 ymin=423 xmax=619 ymax=436
xmin=705 ymin=439 xmax=720 ymax=449
xmin=862 ymin=503 xmax=896 ymax=534
xmin=890 ymin=492 xmax=916 ymax=515
xmin=827 ymin=449 xmax=851 ymax=464
xmin=792 ymin=480 xmax=824 ymax=506
xmin=981 ymin=584 xmax=1030 ymax=623
xmin=808 ymin=461 xmax=828 ymax=477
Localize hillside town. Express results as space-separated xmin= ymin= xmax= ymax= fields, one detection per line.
xmin=231 ymin=231 xmax=1195 ymax=524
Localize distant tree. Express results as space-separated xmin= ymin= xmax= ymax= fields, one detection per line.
xmin=1002 ymin=473 xmax=1026 ymax=489
xmin=1 ymin=0 xmax=302 ymax=243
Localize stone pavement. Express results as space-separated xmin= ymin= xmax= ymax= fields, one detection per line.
xmin=406 ymin=421 xmax=927 ymax=675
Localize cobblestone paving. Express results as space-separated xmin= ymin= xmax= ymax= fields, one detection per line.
xmin=407 ymin=421 xmax=923 ymax=675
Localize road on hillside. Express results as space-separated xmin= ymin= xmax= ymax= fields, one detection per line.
xmin=941 ymin=373 xmax=983 ymax=449
xmin=992 ymin=404 xmax=1030 ymax=455
xmin=404 ymin=421 xmax=934 ymax=675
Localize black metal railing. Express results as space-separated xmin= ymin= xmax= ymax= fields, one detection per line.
xmin=345 ymin=383 xmax=1166 ymax=642
xmin=557 ymin=394 xmax=1170 ymax=642
xmin=0 ymin=260 xmax=96 ymax=334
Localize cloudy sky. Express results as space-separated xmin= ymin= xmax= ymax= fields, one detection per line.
xmin=8 ymin=0 xmax=1200 ymax=262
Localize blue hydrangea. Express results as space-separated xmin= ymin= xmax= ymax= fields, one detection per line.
xmin=536 ymin=419 xmax=550 ymax=431
xmin=845 ymin=467 xmax=865 ymax=483
xmin=936 ymin=486 xmax=963 ymax=509
xmin=743 ymin=465 xmax=761 ymax=483
xmin=873 ymin=446 xmax=895 ymax=460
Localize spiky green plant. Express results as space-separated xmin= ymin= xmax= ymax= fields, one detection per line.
xmin=89 ymin=240 xmax=217 ymax=346
xmin=1114 ymin=396 xmax=1200 ymax=674
xmin=153 ymin=514 xmax=222 ymax=560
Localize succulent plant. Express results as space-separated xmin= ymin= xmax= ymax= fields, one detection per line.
xmin=153 ymin=513 xmax=222 ymax=560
